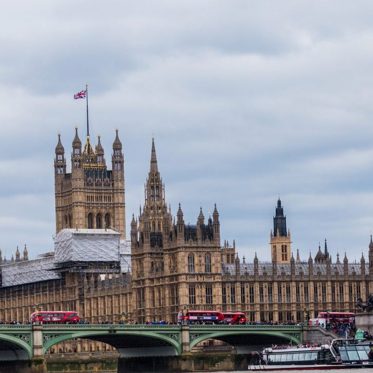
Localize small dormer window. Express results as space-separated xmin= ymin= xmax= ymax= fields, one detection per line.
xmin=97 ymin=155 xmax=103 ymax=163
xmin=57 ymin=154 xmax=63 ymax=161
xmin=74 ymin=148 xmax=80 ymax=155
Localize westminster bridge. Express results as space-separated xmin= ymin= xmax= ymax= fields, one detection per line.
xmin=0 ymin=323 xmax=322 ymax=363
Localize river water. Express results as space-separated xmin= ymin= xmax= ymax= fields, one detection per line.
xmin=46 ymin=368 xmax=373 ymax=373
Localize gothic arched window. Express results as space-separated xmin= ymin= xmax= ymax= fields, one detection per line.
xmin=88 ymin=213 xmax=93 ymax=229
xmin=96 ymin=214 xmax=102 ymax=229
xmin=188 ymin=254 xmax=195 ymax=273
xmin=105 ymin=213 xmax=111 ymax=228
xmin=205 ymin=253 xmax=211 ymax=273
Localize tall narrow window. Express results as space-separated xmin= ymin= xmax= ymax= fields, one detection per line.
xmin=230 ymin=285 xmax=236 ymax=304
xmin=88 ymin=213 xmax=94 ymax=229
xmin=205 ymin=254 xmax=211 ymax=273
xmin=222 ymin=286 xmax=227 ymax=305
xmin=322 ymin=283 xmax=327 ymax=303
xmin=241 ymin=283 xmax=246 ymax=304
xmin=285 ymin=284 xmax=290 ymax=302
xmin=296 ymin=283 xmax=300 ymax=303
xmin=314 ymin=283 xmax=319 ymax=304
xmin=278 ymin=284 xmax=282 ymax=304
xmin=206 ymin=285 xmax=213 ymax=305
xmin=189 ymin=285 xmax=196 ymax=305
xmin=249 ymin=285 xmax=255 ymax=303
xmin=96 ymin=214 xmax=102 ymax=229
xmin=304 ymin=283 xmax=309 ymax=303
xmin=268 ymin=284 xmax=273 ymax=303
xmin=188 ymin=254 xmax=195 ymax=273
xmin=105 ymin=213 xmax=111 ymax=228
xmin=259 ymin=285 xmax=264 ymax=303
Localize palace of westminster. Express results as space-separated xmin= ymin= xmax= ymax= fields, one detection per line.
xmin=0 ymin=126 xmax=371 ymax=349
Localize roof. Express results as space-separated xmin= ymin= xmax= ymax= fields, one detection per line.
xmin=54 ymin=228 xmax=120 ymax=263
xmin=1 ymin=255 xmax=61 ymax=287
xmin=222 ymin=262 xmax=368 ymax=276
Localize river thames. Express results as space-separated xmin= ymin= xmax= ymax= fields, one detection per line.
xmin=45 ymin=367 xmax=373 ymax=373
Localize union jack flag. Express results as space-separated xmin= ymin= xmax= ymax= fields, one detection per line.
xmin=74 ymin=90 xmax=86 ymax=99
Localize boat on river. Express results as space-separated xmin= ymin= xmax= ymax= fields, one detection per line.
xmin=248 ymin=339 xmax=373 ymax=371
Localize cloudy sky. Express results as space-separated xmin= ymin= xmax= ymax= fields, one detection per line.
xmin=1 ymin=0 xmax=373 ymax=262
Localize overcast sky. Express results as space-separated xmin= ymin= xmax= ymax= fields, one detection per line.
xmin=1 ymin=0 xmax=373 ymax=263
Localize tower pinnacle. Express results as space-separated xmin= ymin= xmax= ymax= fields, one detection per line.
xmin=150 ymin=138 xmax=158 ymax=173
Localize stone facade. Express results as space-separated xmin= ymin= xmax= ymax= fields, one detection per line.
xmin=54 ymin=129 xmax=125 ymax=239
xmin=0 ymin=131 xmax=372 ymax=352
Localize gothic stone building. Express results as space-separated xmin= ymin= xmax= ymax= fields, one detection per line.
xmin=0 ymin=129 xmax=371 ymax=352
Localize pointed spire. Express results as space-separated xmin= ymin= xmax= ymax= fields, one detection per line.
xmin=198 ymin=207 xmax=204 ymax=223
xmin=344 ymin=252 xmax=348 ymax=264
xmin=369 ymin=235 xmax=373 ymax=250
xmin=273 ymin=198 xmax=287 ymax=237
xmin=96 ymin=135 xmax=104 ymax=155
xmin=23 ymin=244 xmax=28 ymax=261
xmin=113 ymin=129 xmax=122 ymax=150
xmin=361 ymin=253 xmax=365 ymax=263
xmin=336 ymin=252 xmax=340 ymax=264
xmin=308 ymin=252 xmax=313 ymax=264
xmin=324 ymin=239 xmax=329 ymax=255
xmin=150 ymin=138 xmax=158 ymax=173
xmin=72 ymin=127 xmax=81 ymax=148
xmin=55 ymin=134 xmax=64 ymax=154
xmin=15 ymin=246 xmax=20 ymax=262
xmin=177 ymin=203 xmax=183 ymax=219
xmin=290 ymin=253 xmax=295 ymax=263
xmin=296 ymin=249 xmax=300 ymax=263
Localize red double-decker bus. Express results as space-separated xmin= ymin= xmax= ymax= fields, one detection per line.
xmin=30 ymin=311 xmax=80 ymax=324
xmin=184 ymin=310 xmax=224 ymax=324
xmin=222 ymin=312 xmax=247 ymax=324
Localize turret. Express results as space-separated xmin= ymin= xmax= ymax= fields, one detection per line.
xmin=23 ymin=244 xmax=28 ymax=261
xmin=254 ymin=252 xmax=259 ymax=276
xmin=176 ymin=203 xmax=185 ymax=244
xmin=71 ymin=127 xmax=82 ymax=169
xmin=95 ymin=135 xmax=105 ymax=166
xmin=369 ymin=235 xmax=373 ymax=275
xmin=212 ymin=204 xmax=220 ymax=245
xmin=197 ymin=208 xmax=204 ymax=241
xmin=273 ymin=198 xmax=287 ymax=237
xmin=15 ymin=246 xmax=20 ymax=262
xmin=270 ymin=199 xmax=291 ymax=264
xmin=54 ymin=134 xmax=66 ymax=175
xmin=290 ymin=253 xmax=295 ymax=276
xmin=112 ymin=129 xmax=124 ymax=175
xmin=235 ymin=254 xmax=240 ymax=275
xmin=343 ymin=253 xmax=348 ymax=276
xmin=131 ymin=214 xmax=137 ymax=243
xmin=308 ymin=253 xmax=313 ymax=277
xmin=361 ymin=253 xmax=366 ymax=276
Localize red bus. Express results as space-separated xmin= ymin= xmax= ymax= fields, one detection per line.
xmin=309 ymin=312 xmax=355 ymax=328
xmin=30 ymin=311 xmax=80 ymax=324
xmin=222 ymin=312 xmax=247 ymax=325
xmin=184 ymin=310 xmax=224 ymax=324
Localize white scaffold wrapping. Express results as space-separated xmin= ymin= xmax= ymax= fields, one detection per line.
xmin=1 ymin=255 xmax=61 ymax=287
xmin=54 ymin=229 xmax=120 ymax=263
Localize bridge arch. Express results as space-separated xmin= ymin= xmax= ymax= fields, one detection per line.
xmin=190 ymin=330 xmax=301 ymax=350
xmin=43 ymin=330 xmax=182 ymax=356
xmin=0 ymin=333 xmax=32 ymax=360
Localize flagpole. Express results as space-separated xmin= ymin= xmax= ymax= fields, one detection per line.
xmin=86 ymin=84 xmax=90 ymax=138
